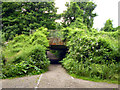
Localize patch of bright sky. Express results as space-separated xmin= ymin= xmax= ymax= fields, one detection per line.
xmin=55 ymin=0 xmax=119 ymax=30
xmin=55 ymin=0 xmax=70 ymax=14
xmin=92 ymin=0 xmax=119 ymax=30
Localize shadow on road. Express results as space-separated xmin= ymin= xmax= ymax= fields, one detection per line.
xmin=50 ymin=59 xmax=61 ymax=64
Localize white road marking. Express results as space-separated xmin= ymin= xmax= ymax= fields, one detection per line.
xmin=34 ymin=74 xmax=43 ymax=89
xmin=71 ymin=76 xmax=74 ymax=79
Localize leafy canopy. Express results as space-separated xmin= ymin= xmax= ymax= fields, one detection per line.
xmin=101 ymin=19 xmax=117 ymax=32
xmin=62 ymin=1 xmax=97 ymax=29
xmin=2 ymin=2 xmax=59 ymax=40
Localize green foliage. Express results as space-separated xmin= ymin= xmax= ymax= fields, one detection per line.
xmin=2 ymin=45 xmax=49 ymax=78
xmin=70 ymin=18 xmax=88 ymax=30
xmin=1 ymin=1 xmax=119 ymax=82
xmin=29 ymin=28 xmax=49 ymax=47
xmin=61 ymin=27 xmax=119 ymax=81
xmin=2 ymin=27 xmax=50 ymax=78
xmin=56 ymin=23 xmax=63 ymax=30
xmin=93 ymin=30 xmax=119 ymax=40
xmin=61 ymin=27 xmax=87 ymax=42
xmin=2 ymin=2 xmax=59 ymax=41
xmin=101 ymin=19 xmax=117 ymax=32
xmin=62 ymin=1 xmax=97 ymax=29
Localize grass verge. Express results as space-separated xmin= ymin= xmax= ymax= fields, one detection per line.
xmin=69 ymin=73 xmax=119 ymax=84
xmin=1 ymin=68 xmax=48 ymax=80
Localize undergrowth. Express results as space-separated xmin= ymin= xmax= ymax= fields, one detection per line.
xmin=1 ymin=27 xmax=50 ymax=79
xmin=61 ymin=27 xmax=120 ymax=83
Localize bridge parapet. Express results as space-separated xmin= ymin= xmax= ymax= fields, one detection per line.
xmin=48 ymin=37 xmax=65 ymax=45
xmin=48 ymin=30 xmax=63 ymax=38
xmin=48 ymin=30 xmax=65 ymax=45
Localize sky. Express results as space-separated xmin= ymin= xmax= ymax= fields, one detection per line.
xmin=55 ymin=0 xmax=119 ymax=30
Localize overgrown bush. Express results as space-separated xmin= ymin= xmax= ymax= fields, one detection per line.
xmin=2 ymin=45 xmax=49 ymax=78
xmin=93 ymin=30 xmax=119 ymax=39
xmin=2 ymin=27 xmax=50 ymax=78
xmin=2 ymin=2 xmax=58 ymax=41
xmin=61 ymin=27 xmax=87 ymax=42
xmin=61 ymin=27 xmax=119 ymax=81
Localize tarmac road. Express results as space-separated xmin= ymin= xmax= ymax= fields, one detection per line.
xmin=2 ymin=64 xmax=118 ymax=88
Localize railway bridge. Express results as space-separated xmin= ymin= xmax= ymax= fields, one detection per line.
xmin=47 ymin=30 xmax=68 ymax=63
xmin=47 ymin=30 xmax=67 ymax=50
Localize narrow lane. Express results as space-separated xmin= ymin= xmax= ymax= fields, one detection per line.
xmin=2 ymin=65 xmax=118 ymax=88
xmin=37 ymin=65 xmax=118 ymax=88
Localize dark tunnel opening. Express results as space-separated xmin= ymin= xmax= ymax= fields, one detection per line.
xmin=46 ymin=49 xmax=68 ymax=64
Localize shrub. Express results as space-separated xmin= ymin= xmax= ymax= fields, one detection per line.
xmin=61 ymin=27 xmax=119 ymax=81
xmin=2 ymin=45 xmax=50 ymax=78
xmin=2 ymin=27 xmax=50 ymax=78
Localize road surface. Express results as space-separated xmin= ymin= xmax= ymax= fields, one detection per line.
xmin=2 ymin=64 xmax=118 ymax=88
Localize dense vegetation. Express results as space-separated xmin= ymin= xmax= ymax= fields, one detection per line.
xmin=62 ymin=2 xmax=97 ymax=29
xmin=1 ymin=27 xmax=50 ymax=78
xmin=2 ymin=2 xmax=59 ymax=41
xmin=100 ymin=19 xmax=117 ymax=32
xmin=61 ymin=27 xmax=119 ymax=81
xmin=60 ymin=2 xmax=119 ymax=83
xmin=1 ymin=1 xmax=119 ymax=84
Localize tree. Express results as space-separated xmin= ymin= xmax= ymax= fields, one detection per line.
xmin=101 ymin=19 xmax=117 ymax=32
xmin=62 ymin=1 xmax=97 ymax=29
xmin=2 ymin=2 xmax=59 ymax=40
xmin=70 ymin=18 xmax=87 ymax=30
